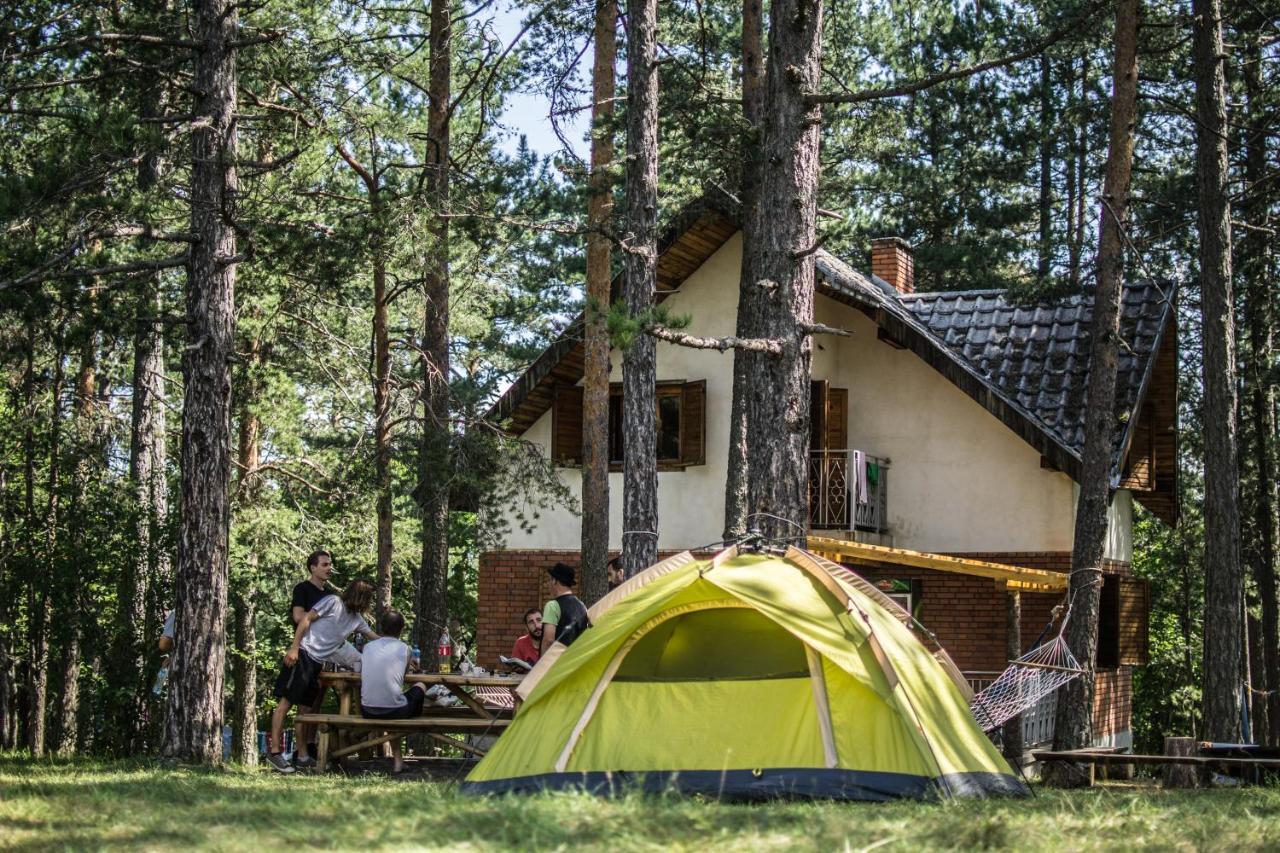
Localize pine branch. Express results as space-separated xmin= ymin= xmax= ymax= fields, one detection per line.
xmin=645 ymin=325 xmax=784 ymax=354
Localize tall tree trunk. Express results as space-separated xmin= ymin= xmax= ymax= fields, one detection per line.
xmin=1002 ymin=590 xmax=1024 ymax=764
xmin=1070 ymin=55 xmax=1090 ymax=289
xmin=117 ymin=278 xmax=168 ymax=751
xmin=54 ymin=327 xmax=97 ymax=756
xmin=1051 ymin=0 xmax=1139 ymax=767
xmin=373 ymin=240 xmax=394 ymax=616
xmin=164 ymin=0 xmax=239 ymax=763
xmin=742 ymin=0 xmax=823 ymax=542
xmin=27 ymin=329 xmax=65 ymax=757
xmin=620 ymin=0 xmax=659 ymax=577
xmin=1038 ymin=52 xmax=1053 ymax=282
xmin=723 ymin=0 xmax=765 ymax=541
xmin=580 ymin=0 xmax=616 ymax=603
xmin=231 ymin=337 xmax=261 ymax=765
xmin=1194 ymin=0 xmax=1243 ymax=743
xmin=0 ymin=460 xmax=12 ymax=749
xmin=1241 ymin=33 xmax=1279 ymax=746
xmin=416 ymin=0 xmax=451 ymax=653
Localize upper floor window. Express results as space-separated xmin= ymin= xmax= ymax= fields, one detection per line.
xmin=552 ymin=379 xmax=706 ymax=470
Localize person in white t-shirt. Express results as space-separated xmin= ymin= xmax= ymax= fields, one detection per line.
xmin=360 ymin=609 xmax=427 ymax=773
xmin=267 ymin=579 xmax=378 ymax=773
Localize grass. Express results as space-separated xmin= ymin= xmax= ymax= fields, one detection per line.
xmin=1 ymin=756 xmax=1279 ymax=851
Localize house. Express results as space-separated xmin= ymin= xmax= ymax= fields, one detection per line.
xmin=478 ymin=194 xmax=1176 ymax=750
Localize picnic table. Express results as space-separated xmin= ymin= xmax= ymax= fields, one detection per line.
xmin=299 ymin=671 xmax=523 ymax=770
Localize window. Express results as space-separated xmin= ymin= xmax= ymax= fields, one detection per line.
xmin=1095 ymin=574 xmax=1150 ymax=669
xmin=552 ymin=379 xmax=706 ymax=470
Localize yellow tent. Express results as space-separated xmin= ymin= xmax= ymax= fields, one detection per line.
xmin=463 ymin=546 xmax=1027 ymax=800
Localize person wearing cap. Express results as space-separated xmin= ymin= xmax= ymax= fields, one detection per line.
xmin=539 ymin=562 xmax=590 ymax=655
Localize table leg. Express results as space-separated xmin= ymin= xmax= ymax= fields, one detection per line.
xmin=317 ymin=724 xmax=330 ymax=772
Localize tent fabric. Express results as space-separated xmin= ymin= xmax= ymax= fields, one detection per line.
xmin=464 ymin=547 xmax=1027 ymax=801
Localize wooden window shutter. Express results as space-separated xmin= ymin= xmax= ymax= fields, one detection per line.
xmin=810 ymin=379 xmax=829 ymax=450
xmin=827 ymin=388 xmax=848 ymax=450
xmin=680 ymin=379 xmax=706 ymax=466
xmin=551 ymin=384 xmax=584 ymax=466
xmin=1117 ymin=576 xmax=1150 ymax=665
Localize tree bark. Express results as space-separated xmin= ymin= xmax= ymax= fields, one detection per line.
xmin=581 ymin=0 xmax=616 ymax=604
xmin=117 ymin=278 xmax=168 ymax=750
xmin=1051 ymin=0 xmax=1139 ymax=762
xmin=1038 ymin=52 xmax=1053 ymax=282
xmin=372 ymin=190 xmax=394 ymax=617
xmin=741 ymin=0 xmax=824 ymax=543
xmin=416 ymin=0 xmax=451 ymax=653
xmin=27 ymin=327 xmax=65 ymax=757
xmin=164 ymin=0 xmax=239 ymax=763
xmin=723 ymin=0 xmax=765 ymax=541
xmin=1193 ymin=0 xmax=1243 ymax=743
xmin=620 ymin=0 xmax=660 ymax=577
xmin=231 ymin=337 xmax=261 ymax=765
xmin=1003 ymin=590 xmax=1024 ymax=764
xmin=1241 ymin=33 xmax=1279 ymax=746
xmin=54 ymin=326 xmax=97 ymax=756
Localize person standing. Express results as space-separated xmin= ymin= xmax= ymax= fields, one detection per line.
xmin=267 ymin=579 xmax=378 ymax=773
xmin=289 ymin=550 xmax=335 ymax=765
xmin=539 ymin=563 xmax=590 ymax=655
xmin=606 ymin=557 xmax=624 ymax=591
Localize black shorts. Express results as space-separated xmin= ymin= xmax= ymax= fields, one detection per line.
xmin=273 ymin=648 xmax=323 ymax=707
xmin=361 ymin=683 xmax=427 ymax=720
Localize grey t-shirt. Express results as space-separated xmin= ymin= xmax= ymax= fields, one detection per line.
xmin=162 ymin=611 xmax=176 ymax=639
xmin=300 ymin=596 xmax=371 ymax=661
xmin=361 ymin=637 xmax=410 ymax=709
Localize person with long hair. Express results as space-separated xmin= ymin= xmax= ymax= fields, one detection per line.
xmin=266 ymin=578 xmax=379 ymax=773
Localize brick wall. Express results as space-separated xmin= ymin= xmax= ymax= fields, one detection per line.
xmin=476 ymin=549 xmax=703 ymax=670
xmin=477 ymin=548 xmax=1135 ymax=740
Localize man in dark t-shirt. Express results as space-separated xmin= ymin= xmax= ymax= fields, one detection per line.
xmin=291 ymin=550 xmax=335 ymax=625
xmin=281 ymin=549 xmax=335 ymax=769
xmin=540 ymin=562 xmax=590 ymax=655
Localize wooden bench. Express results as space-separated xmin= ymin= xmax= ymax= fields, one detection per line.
xmin=297 ymin=712 xmax=512 ymax=769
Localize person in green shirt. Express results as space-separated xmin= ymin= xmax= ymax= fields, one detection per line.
xmin=540 ymin=562 xmax=590 ymax=655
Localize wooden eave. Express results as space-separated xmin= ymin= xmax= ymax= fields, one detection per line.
xmin=1117 ymin=305 xmax=1179 ymax=526
xmin=487 ymin=200 xmax=739 ymax=435
xmin=807 ymin=536 xmax=1069 ymax=592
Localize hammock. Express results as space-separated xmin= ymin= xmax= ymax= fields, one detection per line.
xmin=969 ymin=632 xmax=1085 ymax=732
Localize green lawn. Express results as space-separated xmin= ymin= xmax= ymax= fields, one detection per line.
xmin=2 ymin=756 xmax=1279 ymax=851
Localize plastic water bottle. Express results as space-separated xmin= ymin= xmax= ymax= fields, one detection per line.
xmin=152 ymin=665 xmax=168 ymax=696
xmin=437 ymin=630 xmax=453 ymax=673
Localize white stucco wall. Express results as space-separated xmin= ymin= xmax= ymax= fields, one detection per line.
xmin=499 ymin=235 xmax=1128 ymax=557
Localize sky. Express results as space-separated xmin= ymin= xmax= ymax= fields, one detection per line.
xmin=491 ymin=2 xmax=589 ymax=162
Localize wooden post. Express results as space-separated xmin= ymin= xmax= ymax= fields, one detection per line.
xmin=316 ymin=724 xmax=330 ymax=772
xmin=1163 ymin=736 xmax=1199 ymax=787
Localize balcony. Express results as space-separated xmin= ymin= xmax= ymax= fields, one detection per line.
xmin=964 ymin=671 xmax=1057 ymax=748
xmin=808 ymin=449 xmax=889 ymax=533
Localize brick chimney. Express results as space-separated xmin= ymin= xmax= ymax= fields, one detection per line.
xmin=870 ymin=237 xmax=914 ymax=295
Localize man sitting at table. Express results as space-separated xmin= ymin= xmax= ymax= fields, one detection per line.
xmin=361 ymin=609 xmax=428 ymax=774
xmin=509 ymin=608 xmax=542 ymax=667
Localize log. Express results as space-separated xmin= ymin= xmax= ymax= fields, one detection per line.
xmin=1164 ymin=737 xmax=1199 ymax=788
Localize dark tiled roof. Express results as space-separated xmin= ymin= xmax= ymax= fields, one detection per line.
xmin=899 ymin=282 xmax=1175 ymax=469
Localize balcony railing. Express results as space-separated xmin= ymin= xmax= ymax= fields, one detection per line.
xmin=964 ymin=671 xmax=1057 ymax=748
xmin=808 ymin=449 xmax=889 ymax=533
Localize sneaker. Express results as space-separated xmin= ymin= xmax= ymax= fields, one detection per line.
xmin=266 ymin=752 xmax=295 ymax=774
xmin=293 ymin=754 xmax=317 ymax=769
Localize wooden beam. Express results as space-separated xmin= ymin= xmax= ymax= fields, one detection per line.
xmin=807 ymin=536 xmax=1069 ymax=591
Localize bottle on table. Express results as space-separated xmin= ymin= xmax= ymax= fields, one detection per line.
xmin=437 ymin=629 xmax=453 ymax=673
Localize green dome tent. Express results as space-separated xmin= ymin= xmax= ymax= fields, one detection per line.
xmin=463 ymin=546 xmax=1027 ymax=801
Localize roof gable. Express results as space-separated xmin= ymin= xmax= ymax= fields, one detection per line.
xmin=487 ymin=194 xmax=1178 ymax=523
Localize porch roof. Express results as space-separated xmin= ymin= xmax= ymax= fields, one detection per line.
xmin=807 ymin=536 xmax=1069 ymax=592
